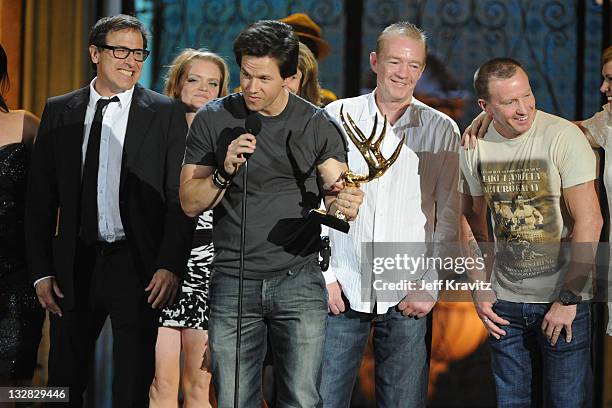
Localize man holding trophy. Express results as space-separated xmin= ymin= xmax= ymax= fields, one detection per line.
xmin=319 ymin=22 xmax=461 ymax=407
xmin=179 ymin=20 xmax=363 ymax=407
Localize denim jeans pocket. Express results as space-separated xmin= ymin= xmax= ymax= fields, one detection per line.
xmin=490 ymin=299 xmax=517 ymax=332
xmin=279 ymin=262 xmax=327 ymax=311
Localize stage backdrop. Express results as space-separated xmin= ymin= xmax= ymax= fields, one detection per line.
xmin=131 ymin=1 xmax=609 ymax=407
xmin=134 ymin=0 xmax=605 ymax=129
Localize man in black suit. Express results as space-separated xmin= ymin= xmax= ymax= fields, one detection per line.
xmin=25 ymin=14 xmax=193 ymax=407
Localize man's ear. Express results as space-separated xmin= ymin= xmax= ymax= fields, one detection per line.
xmin=369 ymin=52 xmax=378 ymax=74
xmin=477 ymin=98 xmax=488 ymax=113
xmin=89 ymin=45 xmax=100 ymax=65
xmin=416 ymin=63 xmax=426 ymax=82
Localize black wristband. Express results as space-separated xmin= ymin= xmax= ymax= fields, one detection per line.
xmin=217 ymin=166 xmax=233 ymax=182
xmin=212 ymin=168 xmax=231 ymax=189
xmin=557 ymin=289 xmax=582 ymax=306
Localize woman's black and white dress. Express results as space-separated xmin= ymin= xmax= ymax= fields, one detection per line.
xmin=160 ymin=210 xmax=213 ymax=330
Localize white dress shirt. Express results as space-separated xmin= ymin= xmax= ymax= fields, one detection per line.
xmin=324 ymin=91 xmax=460 ymax=313
xmin=84 ymin=78 xmax=133 ymax=242
xmin=581 ymin=104 xmax=612 ymax=336
xmin=34 ymin=79 xmax=133 ymax=287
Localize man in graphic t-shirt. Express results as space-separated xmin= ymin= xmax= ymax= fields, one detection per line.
xmin=459 ymin=57 xmax=601 ymax=407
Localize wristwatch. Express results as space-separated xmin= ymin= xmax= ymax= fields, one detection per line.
xmin=557 ymin=289 xmax=582 ymax=306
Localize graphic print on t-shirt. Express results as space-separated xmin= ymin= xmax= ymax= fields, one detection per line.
xmin=479 ymin=159 xmax=561 ymax=282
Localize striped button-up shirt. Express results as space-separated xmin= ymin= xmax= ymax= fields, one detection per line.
xmin=323 ymin=90 xmax=461 ymax=314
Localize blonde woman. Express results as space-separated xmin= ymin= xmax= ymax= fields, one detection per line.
xmin=576 ymin=46 xmax=612 ymax=336
xmin=150 ymin=48 xmax=229 ymax=407
xmin=286 ymin=42 xmax=322 ymax=106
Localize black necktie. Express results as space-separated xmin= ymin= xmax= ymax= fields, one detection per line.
xmin=80 ymin=96 xmax=119 ymax=244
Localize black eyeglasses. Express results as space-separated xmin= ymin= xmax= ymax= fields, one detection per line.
xmin=96 ymin=44 xmax=150 ymax=62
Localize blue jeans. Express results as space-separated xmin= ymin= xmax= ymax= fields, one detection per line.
xmin=319 ymin=306 xmax=429 ymax=408
xmin=208 ymin=261 xmax=328 ymax=408
xmin=489 ymin=300 xmax=592 ymax=408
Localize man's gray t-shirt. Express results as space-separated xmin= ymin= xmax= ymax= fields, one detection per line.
xmin=184 ymin=93 xmax=347 ymax=279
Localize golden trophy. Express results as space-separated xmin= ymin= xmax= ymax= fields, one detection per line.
xmin=310 ymin=105 xmax=405 ymax=233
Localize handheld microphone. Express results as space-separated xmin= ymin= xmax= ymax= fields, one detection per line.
xmin=245 ymin=114 xmax=262 ymax=136
xmin=243 ymin=114 xmax=262 ymax=160
xmin=234 ymin=114 xmax=261 ymax=408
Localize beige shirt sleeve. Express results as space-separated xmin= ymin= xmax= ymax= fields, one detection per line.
xmin=582 ymin=105 xmax=612 ymax=148
xmin=554 ymin=122 xmax=597 ymax=188
xmin=458 ymin=147 xmax=484 ymax=196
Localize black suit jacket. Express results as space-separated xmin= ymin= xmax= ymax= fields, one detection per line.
xmin=25 ymin=84 xmax=194 ymax=310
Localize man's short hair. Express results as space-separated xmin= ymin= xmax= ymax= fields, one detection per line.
xmin=88 ymin=14 xmax=149 ymax=72
xmin=88 ymin=14 xmax=149 ymax=49
xmin=233 ymin=20 xmax=299 ymax=79
xmin=474 ymin=58 xmax=524 ymax=101
xmin=376 ymin=21 xmax=427 ymax=57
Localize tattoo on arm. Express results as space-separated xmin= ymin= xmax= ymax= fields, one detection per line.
xmin=468 ymin=237 xmax=484 ymax=259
